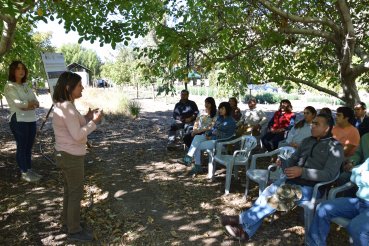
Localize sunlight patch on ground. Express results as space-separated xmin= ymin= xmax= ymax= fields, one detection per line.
xmin=162 ymin=213 xmax=185 ymax=221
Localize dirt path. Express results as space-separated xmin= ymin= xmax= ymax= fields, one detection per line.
xmin=0 ymin=94 xmax=348 ymax=245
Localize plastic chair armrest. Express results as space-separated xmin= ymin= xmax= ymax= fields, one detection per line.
xmin=328 ymin=182 xmax=356 ymax=200
xmin=310 ymin=172 xmax=340 ymax=204
xmin=215 ymin=134 xmax=237 ymax=144
xmin=249 ymin=149 xmax=280 ymax=170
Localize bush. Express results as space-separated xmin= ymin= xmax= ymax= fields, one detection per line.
xmin=307 ymin=96 xmax=345 ymax=105
xmin=175 ymin=85 xmax=216 ymax=97
xmin=283 ymin=93 xmax=299 ymax=101
xmin=127 ymin=100 xmax=142 ymax=119
xmin=244 ymin=93 xmax=281 ymax=104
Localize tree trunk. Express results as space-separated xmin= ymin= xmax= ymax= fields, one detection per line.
xmin=136 ymin=83 xmax=139 ymax=99
xmin=340 ymin=73 xmax=360 ymax=107
xmin=151 ymin=84 xmax=155 ymax=101
xmin=0 ymin=16 xmax=17 ymax=57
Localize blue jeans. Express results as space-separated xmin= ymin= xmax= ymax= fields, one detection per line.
xmin=9 ymin=114 xmax=37 ymax=173
xmin=307 ymin=197 xmax=369 ymax=246
xmin=239 ymin=177 xmax=316 ymax=238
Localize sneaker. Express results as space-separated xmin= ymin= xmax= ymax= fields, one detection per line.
xmin=225 ymin=225 xmax=249 ymax=241
xmin=68 ymin=229 xmax=93 ymax=242
xmin=178 ymin=155 xmax=192 ymax=166
xmin=21 ymin=172 xmax=40 ymax=182
xmin=188 ymin=165 xmax=203 ymax=176
xmin=28 ymin=169 xmax=42 ymax=179
xmin=221 ymin=215 xmax=240 ymax=226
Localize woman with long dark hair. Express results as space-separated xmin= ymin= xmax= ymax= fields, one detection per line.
xmin=262 ymin=99 xmax=295 ymax=151
xmin=183 ymin=97 xmax=217 ymax=147
xmin=52 ymin=71 xmax=103 ymax=242
xmin=278 ymin=106 xmax=317 ymax=148
xmin=229 ymin=97 xmax=241 ymax=122
xmin=182 ymin=102 xmax=236 ymax=175
xmin=4 ymin=61 xmax=40 ymax=182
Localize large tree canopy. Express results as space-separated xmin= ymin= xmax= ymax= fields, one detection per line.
xmin=1 ymin=0 xmax=368 ymax=105
xmin=144 ymin=0 xmax=369 ymax=105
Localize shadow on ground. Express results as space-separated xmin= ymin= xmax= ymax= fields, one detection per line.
xmin=0 ymin=106 xmax=349 ymax=245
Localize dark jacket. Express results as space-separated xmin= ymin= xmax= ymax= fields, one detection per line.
xmin=286 ymin=135 xmax=344 ymax=186
xmin=173 ymin=100 xmax=199 ymax=122
xmin=354 ymin=115 xmax=369 ymax=137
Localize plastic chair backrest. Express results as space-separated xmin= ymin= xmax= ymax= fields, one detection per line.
xmin=240 ymin=135 xmax=258 ymax=156
xmin=278 ymin=146 xmax=296 ymax=160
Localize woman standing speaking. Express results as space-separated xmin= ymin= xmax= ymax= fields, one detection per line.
xmin=52 ymin=71 xmax=103 ymax=242
xmin=4 ymin=61 xmax=40 ymax=182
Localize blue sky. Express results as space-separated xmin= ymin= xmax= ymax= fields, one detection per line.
xmin=35 ymin=19 xmax=116 ymax=62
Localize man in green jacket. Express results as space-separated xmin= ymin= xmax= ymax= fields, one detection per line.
xmin=337 ymin=132 xmax=369 ymax=195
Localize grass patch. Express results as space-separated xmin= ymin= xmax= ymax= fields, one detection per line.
xmin=127 ymin=100 xmax=142 ymax=119
xmin=75 ymin=88 xmax=129 ymax=115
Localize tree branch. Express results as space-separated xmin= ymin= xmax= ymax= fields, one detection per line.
xmin=336 ymin=0 xmax=356 ymax=75
xmin=354 ymin=46 xmax=369 ymax=63
xmin=351 ymin=62 xmax=369 ymax=78
xmin=283 ymin=76 xmax=342 ymax=100
xmin=0 ymin=15 xmax=17 ymax=57
xmin=279 ymin=27 xmax=337 ymax=44
xmin=257 ymin=0 xmax=340 ymax=33
xmin=0 ymin=1 xmax=34 ymax=57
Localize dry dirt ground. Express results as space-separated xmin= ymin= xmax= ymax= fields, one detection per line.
xmin=0 ymin=91 xmax=349 ymax=245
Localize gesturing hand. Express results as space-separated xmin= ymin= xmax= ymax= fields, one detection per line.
xmin=92 ymin=109 xmax=104 ymax=124
xmin=86 ymin=108 xmax=99 ymax=121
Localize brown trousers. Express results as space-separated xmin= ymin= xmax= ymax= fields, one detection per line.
xmin=55 ymin=151 xmax=85 ymax=234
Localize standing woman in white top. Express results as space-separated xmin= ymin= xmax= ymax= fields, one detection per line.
xmin=52 ymin=71 xmax=103 ymax=242
xmin=4 ymin=61 xmax=40 ymax=182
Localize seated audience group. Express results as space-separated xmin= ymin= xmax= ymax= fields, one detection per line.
xmin=167 ymin=90 xmax=369 ymax=245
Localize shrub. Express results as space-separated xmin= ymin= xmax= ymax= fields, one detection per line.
xmin=307 ymin=96 xmax=345 ymax=105
xmin=283 ymin=93 xmax=299 ymax=101
xmin=244 ymin=93 xmax=281 ymax=104
xmin=127 ymin=100 xmax=142 ymax=119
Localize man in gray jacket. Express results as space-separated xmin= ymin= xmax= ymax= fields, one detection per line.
xmin=221 ymin=113 xmax=344 ymax=241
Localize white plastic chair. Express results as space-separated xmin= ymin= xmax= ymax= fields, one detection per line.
xmin=209 ymin=135 xmax=257 ymax=195
xmin=245 ymin=146 xmax=296 ymax=198
xmin=326 ymin=181 xmax=356 ymax=244
xmin=298 ymin=172 xmax=340 ymax=245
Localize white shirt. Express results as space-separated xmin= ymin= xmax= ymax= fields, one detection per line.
xmin=239 ymin=108 xmax=267 ymax=127
xmin=4 ymin=82 xmax=39 ymax=122
xmin=286 ymin=122 xmax=312 ymax=145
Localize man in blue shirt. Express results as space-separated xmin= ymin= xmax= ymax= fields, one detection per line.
xmin=167 ymin=90 xmax=199 ymax=150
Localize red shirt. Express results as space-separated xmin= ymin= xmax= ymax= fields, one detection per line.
xmin=270 ymin=111 xmax=295 ymax=131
